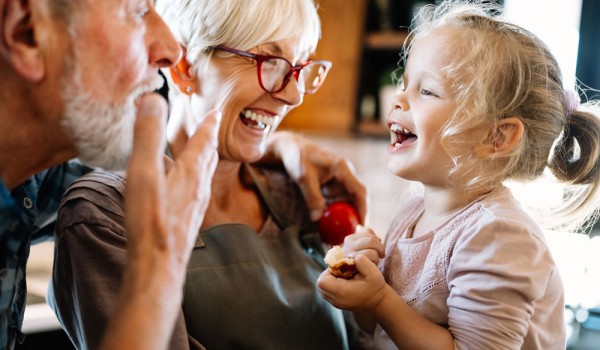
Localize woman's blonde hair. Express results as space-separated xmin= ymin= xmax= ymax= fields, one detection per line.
xmin=404 ymin=0 xmax=600 ymax=231
xmin=156 ymin=0 xmax=321 ymax=75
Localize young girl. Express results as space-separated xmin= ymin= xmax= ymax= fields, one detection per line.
xmin=318 ymin=1 xmax=600 ymax=349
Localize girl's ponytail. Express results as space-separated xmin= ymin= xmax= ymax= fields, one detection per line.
xmin=548 ymin=101 xmax=600 ymax=232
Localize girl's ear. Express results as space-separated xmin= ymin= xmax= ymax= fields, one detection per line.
xmin=168 ymin=50 xmax=197 ymax=95
xmin=475 ymin=117 xmax=524 ymax=157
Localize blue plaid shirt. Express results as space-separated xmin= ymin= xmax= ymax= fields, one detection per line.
xmin=0 ymin=161 xmax=89 ymax=349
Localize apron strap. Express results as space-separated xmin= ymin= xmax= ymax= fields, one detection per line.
xmin=243 ymin=163 xmax=293 ymax=229
xmin=245 ymin=164 xmax=327 ymax=268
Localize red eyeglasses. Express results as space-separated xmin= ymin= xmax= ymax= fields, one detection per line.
xmin=212 ymin=45 xmax=332 ymax=95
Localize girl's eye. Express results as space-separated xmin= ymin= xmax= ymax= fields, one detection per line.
xmin=420 ymin=89 xmax=437 ymax=97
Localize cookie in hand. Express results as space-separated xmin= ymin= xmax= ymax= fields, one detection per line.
xmin=324 ymin=245 xmax=358 ymax=279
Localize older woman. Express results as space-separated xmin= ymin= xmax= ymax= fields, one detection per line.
xmin=49 ymin=0 xmax=364 ymax=349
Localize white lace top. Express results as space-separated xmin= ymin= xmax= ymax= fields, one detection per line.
xmin=373 ymin=186 xmax=565 ymax=350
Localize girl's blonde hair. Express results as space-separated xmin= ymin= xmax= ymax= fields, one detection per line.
xmin=404 ymin=0 xmax=600 ymax=231
xmin=156 ymin=0 xmax=321 ymax=76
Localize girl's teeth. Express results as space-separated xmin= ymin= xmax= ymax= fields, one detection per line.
xmin=390 ymin=123 xmax=411 ymax=135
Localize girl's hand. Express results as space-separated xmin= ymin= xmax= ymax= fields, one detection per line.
xmin=343 ymin=226 xmax=385 ymax=265
xmin=317 ymin=255 xmax=388 ymax=312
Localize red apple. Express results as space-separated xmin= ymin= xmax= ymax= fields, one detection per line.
xmin=318 ymin=201 xmax=360 ymax=245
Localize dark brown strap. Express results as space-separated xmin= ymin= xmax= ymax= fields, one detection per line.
xmin=245 ymin=164 xmax=326 ymax=267
xmin=243 ymin=163 xmax=292 ymax=229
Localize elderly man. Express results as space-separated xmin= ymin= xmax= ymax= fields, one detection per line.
xmin=0 ymin=0 xmax=366 ymax=349
xmin=0 ymin=0 xmax=221 ymax=349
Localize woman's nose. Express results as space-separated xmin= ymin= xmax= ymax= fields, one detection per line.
xmin=271 ymin=78 xmax=304 ymax=107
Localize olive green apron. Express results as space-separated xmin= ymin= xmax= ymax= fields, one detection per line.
xmin=182 ymin=165 xmax=348 ymax=350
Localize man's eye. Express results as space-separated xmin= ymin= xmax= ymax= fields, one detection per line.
xmin=137 ymin=7 xmax=149 ymax=17
xmin=135 ymin=2 xmax=149 ymax=17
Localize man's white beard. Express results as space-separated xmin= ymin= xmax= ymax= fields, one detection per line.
xmin=60 ymin=57 xmax=164 ymax=170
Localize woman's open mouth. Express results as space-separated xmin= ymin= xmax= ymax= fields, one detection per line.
xmin=390 ymin=123 xmax=417 ymax=149
xmin=240 ymin=109 xmax=277 ymax=130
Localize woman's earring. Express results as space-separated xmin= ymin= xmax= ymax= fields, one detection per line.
xmin=185 ymin=85 xmax=194 ymax=95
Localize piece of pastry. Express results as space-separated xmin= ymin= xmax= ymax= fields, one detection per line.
xmin=324 ymin=245 xmax=358 ymax=279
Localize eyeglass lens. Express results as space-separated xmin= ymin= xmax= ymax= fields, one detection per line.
xmin=260 ymin=58 xmax=328 ymax=94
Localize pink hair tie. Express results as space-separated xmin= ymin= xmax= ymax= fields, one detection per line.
xmin=564 ymin=89 xmax=581 ymax=115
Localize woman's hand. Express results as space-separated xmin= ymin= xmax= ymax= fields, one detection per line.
xmin=101 ymin=93 xmax=220 ymax=350
xmin=262 ymin=131 xmax=368 ymax=223
xmin=124 ymin=95 xmax=220 ymax=280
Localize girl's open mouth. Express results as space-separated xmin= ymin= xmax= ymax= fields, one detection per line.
xmin=390 ymin=123 xmax=417 ymax=148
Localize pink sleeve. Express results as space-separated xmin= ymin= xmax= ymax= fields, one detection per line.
xmin=446 ymin=219 xmax=556 ymax=349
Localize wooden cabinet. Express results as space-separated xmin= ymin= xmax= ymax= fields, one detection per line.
xmin=279 ymin=0 xmax=367 ymax=135
xmin=279 ymin=0 xmax=410 ymax=136
xmin=355 ymin=30 xmax=408 ymax=136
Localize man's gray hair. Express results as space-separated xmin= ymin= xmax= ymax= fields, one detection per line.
xmin=48 ymin=0 xmax=87 ymax=27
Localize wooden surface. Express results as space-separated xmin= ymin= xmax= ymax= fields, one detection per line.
xmin=279 ymin=0 xmax=367 ymax=134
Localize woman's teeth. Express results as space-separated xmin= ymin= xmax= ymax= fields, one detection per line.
xmin=241 ymin=110 xmax=276 ymax=130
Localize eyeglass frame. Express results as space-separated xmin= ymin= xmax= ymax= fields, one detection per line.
xmin=211 ymin=45 xmax=332 ymax=95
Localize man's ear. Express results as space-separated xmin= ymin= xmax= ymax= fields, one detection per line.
xmin=1 ymin=0 xmax=44 ymax=82
xmin=168 ymin=50 xmax=198 ymax=95
xmin=474 ymin=117 xmax=524 ymax=157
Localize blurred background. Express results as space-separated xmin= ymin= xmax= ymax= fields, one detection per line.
xmin=20 ymin=0 xmax=600 ymax=349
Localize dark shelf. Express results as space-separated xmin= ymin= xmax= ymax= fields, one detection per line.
xmin=364 ymin=31 xmax=409 ymax=50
